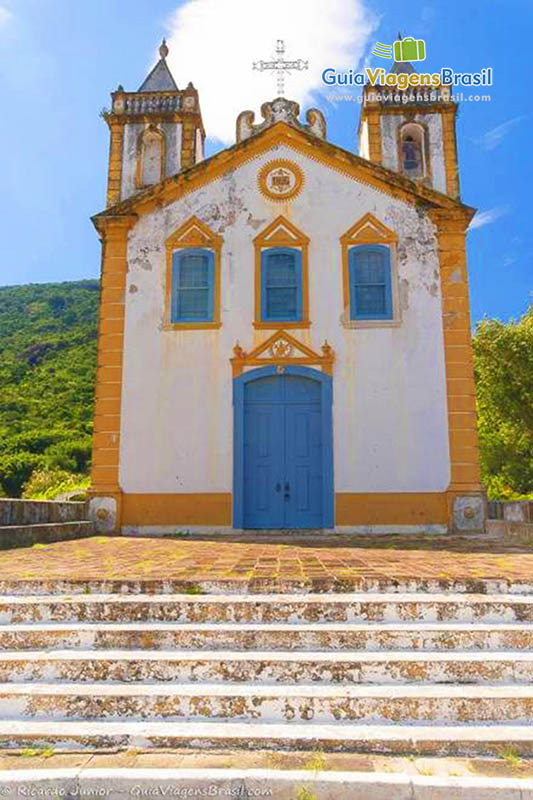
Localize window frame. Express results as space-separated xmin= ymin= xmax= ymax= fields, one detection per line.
xmin=136 ymin=125 xmax=166 ymax=189
xmin=253 ymin=216 xmax=310 ymax=330
xmin=164 ymin=216 xmax=223 ymax=331
xmin=397 ymin=121 xmax=430 ymax=183
xmin=340 ymin=213 xmax=400 ymax=329
xmin=260 ymin=246 xmax=303 ymax=323
xmin=171 ymin=247 xmax=215 ymax=324
xmin=348 ymin=244 xmax=393 ymax=322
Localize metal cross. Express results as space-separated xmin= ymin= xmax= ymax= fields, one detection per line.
xmin=253 ymin=39 xmax=308 ymax=97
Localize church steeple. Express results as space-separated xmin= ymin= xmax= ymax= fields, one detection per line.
xmin=102 ymin=39 xmax=205 ymax=207
xmin=358 ymin=41 xmax=460 ymax=198
xmin=138 ymin=40 xmax=179 ymax=92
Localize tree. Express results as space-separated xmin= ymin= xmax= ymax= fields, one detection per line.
xmin=473 ymin=306 xmax=533 ymax=499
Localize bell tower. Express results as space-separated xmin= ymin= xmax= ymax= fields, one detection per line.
xmin=358 ymin=58 xmax=460 ymax=198
xmin=103 ymin=40 xmax=205 ymax=207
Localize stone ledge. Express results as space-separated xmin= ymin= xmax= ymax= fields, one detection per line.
xmin=0 ymin=768 xmax=531 ymax=800
xmin=0 ymin=521 xmax=94 ymax=551
xmin=0 ymin=499 xmax=87 ymax=526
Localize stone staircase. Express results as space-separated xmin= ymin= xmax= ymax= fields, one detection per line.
xmin=0 ymin=499 xmax=93 ymax=550
xmin=1 ymin=581 xmax=533 ymax=756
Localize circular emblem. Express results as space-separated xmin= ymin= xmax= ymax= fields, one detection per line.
xmin=258 ymin=159 xmax=304 ymax=201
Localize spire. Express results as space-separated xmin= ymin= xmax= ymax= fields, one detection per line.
xmin=391 ymin=31 xmax=416 ymax=74
xmin=138 ymin=39 xmax=179 ymax=92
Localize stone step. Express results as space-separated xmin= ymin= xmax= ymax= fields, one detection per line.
xmin=2 ymin=592 xmax=533 ymax=624
xmin=0 ymin=767 xmax=530 ymax=800
xmin=2 ymin=577 xmax=533 ymax=596
xmin=0 ymin=521 xmax=94 ymax=551
xmin=4 ymin=620 xmax=533 ymax=652
xmin=1 ymin=683 xmax=533 ymax=724
xmin=2 ymin=649 xmax=532 ymax=684
xmin=2 ymin=719 xmax=533 ymax=756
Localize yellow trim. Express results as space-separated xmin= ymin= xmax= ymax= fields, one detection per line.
xmin=429 ymin=207 xmax=482 ymax=501
xmin=257 ymin=158 xmax=304 ymax=201
xmin=231 ymin=329 xmax=334 ymax=378
xmin=441 ymin=107 xmax=460 ymax=198
xmin=94 ymin=123 xmax=470 ymax=225
xmin=119 ymin=491 xmax=448 ymax=527
xmin=122 ymin=493 xmax=232 ymax=526
xmin=253 ymin=216 xmax=310 ymax=329
xmin=106 ymin=121 xmax=124 ymax=208
xmin=340 ymin=213 xmax=399 ymax=327
xmin=336 ymin=493 xmax=448 ymax=525
xmin=90 ymin=215 xmax=137 ymax=515
xmin=136 ymin=125 xmax=166 ymax=189
xmin=164 ymin=215 xmax=223 ymax=330
xmin=366 ymin=110 xmax=382 ymax=165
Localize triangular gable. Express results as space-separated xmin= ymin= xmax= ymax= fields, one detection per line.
xmin=165 ymin=216 xmax=222 ymax=250
xmin=254 ymin=215 xmax=309 ymax=247
xmin=340 ymin=213 xmax=397 ymax=245
xmin=231 ymin=329 xmax=334 ymax=377
xmin=94 ymin=122 xmax=475 ymax=227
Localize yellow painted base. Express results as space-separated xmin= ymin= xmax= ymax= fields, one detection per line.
xmin=111 ymin=491 xmax=450 ymax=529
xmin=122 ymin=493 xmax=232 ymax=527
xmin=335 ymin=492 xmax=448 ymax=526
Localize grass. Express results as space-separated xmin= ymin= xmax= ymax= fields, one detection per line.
xmin=416 ymin=766 xmax=435 ymax=776
xmin=16 ymin=746 xmax=55 ymax=758
xmin=184 ymin=584 xmax=204 ymax=595
xmin=304 ymin=751 xmax=326 ymax=772
xmin=294 ymin=788 xmax=317 ymax=800
xmin=498 ymin=746 xmax=523 ymax=768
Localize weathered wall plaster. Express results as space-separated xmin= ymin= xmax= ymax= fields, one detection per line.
xmin=119 ymin=144 xmax=451 ymax=497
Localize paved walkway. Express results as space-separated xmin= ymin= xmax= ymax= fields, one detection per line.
xmin=1 ymin=532 xmax=533 ymax=583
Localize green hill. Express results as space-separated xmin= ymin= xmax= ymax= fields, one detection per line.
xmin=0 ymin=280 xmax=531 ymax=501
xmin=0 ymin=280 xmax=99 ymax=497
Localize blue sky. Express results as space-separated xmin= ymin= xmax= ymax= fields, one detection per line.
xmin=0 ymin=0 xmax=531 ymax=324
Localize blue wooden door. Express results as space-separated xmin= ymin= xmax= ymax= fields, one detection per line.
xmin=243 ymin=374 xmax=323 ymax=528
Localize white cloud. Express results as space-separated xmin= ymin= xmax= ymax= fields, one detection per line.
xmin=0 ymin=6 xmax=12 ymax=25
xmin=469 ymin=206 xmax=509 ymax=230
xmin=475 ymin=116 xmax=526 ymax=151
xmin=165 ymin=0 xmax=377 ymax=144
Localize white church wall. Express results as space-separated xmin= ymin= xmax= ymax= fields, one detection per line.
xmin=121 ymin=122 xmax=143 ymax=200
xmin=121 ymin=122 xmax=183 ymax=199
xmin=119 ymin=144 xmax=451 ymax=498
xmin=358 ymin=119 xmax=370 ymax=160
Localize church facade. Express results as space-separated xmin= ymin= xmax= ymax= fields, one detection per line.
xmin=89 ymin=42 xmax=485 ymax=535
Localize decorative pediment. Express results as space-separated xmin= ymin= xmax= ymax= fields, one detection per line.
xmin=165 ymin=216 xmax=222 ymax=251
xmin=254 ymin=215 xmax=309 ymax=248
xmin=231 ymin=330 xmax=334 ymax=377
xmin=236 ymin=98 xmax=326 ymax=143
xmin=340 ymin=213 xmax=397 ymax=246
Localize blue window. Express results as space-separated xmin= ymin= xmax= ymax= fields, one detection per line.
xmin=261 ymin=247 xmax=302 ymax=322
xmin=349 ymin=245 xmax=393 ymax=320
xmin=171 ymin=248 xmax=214 ymax=323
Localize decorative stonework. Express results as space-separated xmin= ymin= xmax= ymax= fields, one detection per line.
xmin=236 ymin=98 xmax=326 ymax=143
xmin=258 ymin=159 xmax=304 ymax=201
xmin=452 ymin=495 xmax=486 ymax=533
xmin=231 ymin=330 xmax=334 ymax=377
